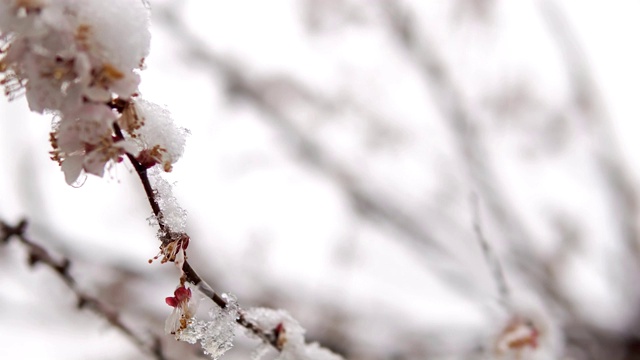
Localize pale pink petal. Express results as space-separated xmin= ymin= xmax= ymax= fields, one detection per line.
xmin=118 ymin=138 xmax=140 ymax=157
xmin=111 ymin=72 xmax=140 ymax=99
xmin=83 ymin=86 xmax=112 ymax=102
xmin=174 ymin=248 xmax=185 ymax=271
xmin=83 ymin=150 xmax=107 ymax=177
xmin=61 ymin=154 xmax=84 ymax=185
xmin=164 ymin=307 xmax=182 ymax=335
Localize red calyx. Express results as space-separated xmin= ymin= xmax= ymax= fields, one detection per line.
xmin=174 ymin=286 xmax=191 ymax=302
xmin=165 ymin=296 xmax=179 ymax=307
xmin=165 ymin=286 xmax=191 ymax=307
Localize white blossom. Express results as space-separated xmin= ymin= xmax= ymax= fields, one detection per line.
xmin=165 ymin=284 xmax=199 ymax=336
xmin=0 ymin=0 xmax=190 ymax=185
xmin=51 ymin=103 xmax=138 ymax=184
xmin=0 ymin=0 xmax=149 ymax=108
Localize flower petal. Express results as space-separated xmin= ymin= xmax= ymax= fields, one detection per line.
xmin=61 ymin=155 xmax=84 ymax=185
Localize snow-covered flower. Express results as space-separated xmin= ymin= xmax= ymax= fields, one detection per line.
xmin=118 ymin=98 xmax=189 ymax=172
xmin=0 ymin=0 xmax=189 ymax=184
xmin=0 ymin=0 xmax=149 ymax=109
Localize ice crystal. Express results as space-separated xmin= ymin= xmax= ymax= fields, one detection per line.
xmin=149 ymin=168 xmax=187 ymax=233
xmin=176 ymin=293 xmax=239 ymax=360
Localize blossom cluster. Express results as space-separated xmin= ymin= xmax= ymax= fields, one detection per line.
xmin=1 ymin=2 xmax=344 ymax=359
xmin=0 ymin=0 xmax=186 ymax=184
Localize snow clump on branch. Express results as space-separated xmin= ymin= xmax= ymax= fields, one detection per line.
xmin=0 ymin=0 xmax=186 ymax=184
xmin=245 ymin=308 xmax=343 ymax=360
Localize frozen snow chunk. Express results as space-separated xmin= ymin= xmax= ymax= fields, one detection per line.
xmin=244 ymin=308 xmax=343 ymax=360
xmin=245 ymin=308 xmax=305 ymax=351
xmin=149 ymin=169 xmax=187 ymax=233
xmin=177 ymin=293 xmax=239 ymax=359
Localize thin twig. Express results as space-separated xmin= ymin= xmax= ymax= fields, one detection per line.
xmin=112 ymin=123 xmax=165 ymax=233
xmin=113 ymin=121 xmax=281 ymax=350
xmin=471 ymin=195 xmax=510 ymax=308
xmin=0 ymin=219 xmax=169 ymax=360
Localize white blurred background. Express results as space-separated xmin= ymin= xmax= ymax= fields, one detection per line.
xmin=2 ymin=0 xmax=640 ymax=359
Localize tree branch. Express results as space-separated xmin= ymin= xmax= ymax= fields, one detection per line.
xmin=0 ymin=219 xmax=169 ymax=360
xmin=113 ymin=121 xmax=282 ymax=350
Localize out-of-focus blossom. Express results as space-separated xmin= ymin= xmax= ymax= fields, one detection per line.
xmin=495 ymin=316 xmax=539 ymax=355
